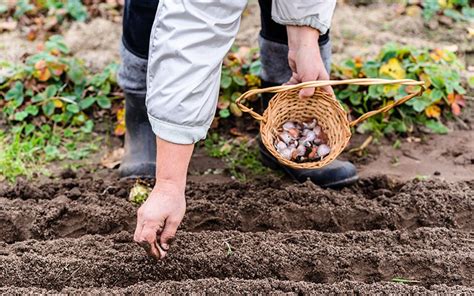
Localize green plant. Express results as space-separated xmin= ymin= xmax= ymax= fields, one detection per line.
xmin=128 ymin=183 xmax=151 ymax=205
xmin=332 ymin=43 xmax=466 ymax=136
xmin=203 ymin=133 xmax=273 ymax=181
xmin=0 ymin=124 xmax=100 ymax=182
xmin=218 ymin=46 xmax=261 ymax=120
xmin=420 ymin=0 xmax=473 ymax=22
xmin=1 ymin=34 xmax=122 ymax=135
xmin=0 ymin=0 xmax=123 ymax=39
xmin=0 ymin=34 xmax=121 ymax=181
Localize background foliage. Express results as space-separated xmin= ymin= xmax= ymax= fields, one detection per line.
xmin=332 ymin=43 xmax=467 ymax=136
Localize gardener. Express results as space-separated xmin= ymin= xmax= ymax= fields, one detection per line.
xmin=118 ymin=0 xmax=358 ymax=260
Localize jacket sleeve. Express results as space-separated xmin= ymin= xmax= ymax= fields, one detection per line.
xmin=146 ymin=0 xmax=247 ymax=144
xmin=271 ymin=0 xmax=336 ymax=34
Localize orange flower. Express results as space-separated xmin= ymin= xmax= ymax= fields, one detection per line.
xmin=425 ymin=104 xmax=441 ymax=118
xmin=447 ymin=93 xmax=465 ymax=116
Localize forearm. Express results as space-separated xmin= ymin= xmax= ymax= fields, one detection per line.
xmin=155 ymin=137 xmax=193 ymax=193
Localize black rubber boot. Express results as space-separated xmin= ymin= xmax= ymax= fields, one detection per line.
xmin=259 ymin=139 xmax=358 ymax=189
xmin=118 ymin=92 xmax=156 ymax=178
xmin=256 ymin=81 xmax=359 ymax=189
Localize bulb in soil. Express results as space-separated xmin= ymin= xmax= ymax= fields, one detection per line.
xmin=317 ymin=144 xmax=331 ymax=158
xmin=282 ymin=121 xmax=296 ymax=131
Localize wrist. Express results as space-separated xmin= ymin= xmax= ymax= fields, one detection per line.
xmin=287 ymin=25 xmax=320 ymax=49
xmin=154 ymin=178 xmax=186 ymax=196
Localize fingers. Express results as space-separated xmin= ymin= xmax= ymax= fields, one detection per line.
xmin=322 ymin=85 xmax=335 ymax=98
xmin=299 ymin=87 xmax=315 ymax=99
xmin=158 ymin=219 xmax=179 ymax=259
xmin=134 ymin=208 xmax=164 ymax=260
xmin=136 ymin=225 xmax=162 ymax=260
xmin=284 ymin=73 xmax=300 ymax=86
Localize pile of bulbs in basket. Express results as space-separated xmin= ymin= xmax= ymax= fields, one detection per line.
xmin=274 ymin=118 xmax=331 ymax=163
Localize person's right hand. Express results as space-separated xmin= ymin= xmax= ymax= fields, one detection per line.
xmin=133 ymin=181 xmax=186 ymax=260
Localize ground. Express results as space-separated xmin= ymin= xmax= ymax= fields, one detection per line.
xmin=1 ymin=1 xmax=473 ymax=294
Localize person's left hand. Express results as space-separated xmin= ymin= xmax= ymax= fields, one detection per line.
xmin=286 ymin=26 xmax=334 ymax=99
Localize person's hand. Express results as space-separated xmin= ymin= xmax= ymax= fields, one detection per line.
xmin=286 ymin=26 xmax=334 ymax=99
xmin=133 ymin=181 xmax=186 ymax=260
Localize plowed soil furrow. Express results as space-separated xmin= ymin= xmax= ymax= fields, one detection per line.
xmin=1 ymin=279 xmax=473 ymax=295
xmin=1 ymin=178 xmax=472 ymax=242
xmin=1 ymin=228 xmax=472 ymax=290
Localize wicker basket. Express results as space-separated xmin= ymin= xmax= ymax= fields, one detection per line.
xmin=236 ymin=78 xmax=425 ymax=169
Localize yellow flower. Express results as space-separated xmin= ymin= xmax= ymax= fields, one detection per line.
xmin=425 ymin=104 xmax=441 ymax=118
xmin=379 ymin=58 xmax=406 ymax=80
xmin=53 ymin=99 xmax=63 ymax=108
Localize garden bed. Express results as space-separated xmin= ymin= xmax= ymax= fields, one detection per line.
xmin=1 ymin=172 xmax=473 ymax=293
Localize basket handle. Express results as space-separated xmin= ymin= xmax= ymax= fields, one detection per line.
xmin=235 ymin=78 xmax=425 ymax=125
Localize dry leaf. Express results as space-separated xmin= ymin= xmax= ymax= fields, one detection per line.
xmin=100 ymin=148 xmax=124 ymax=169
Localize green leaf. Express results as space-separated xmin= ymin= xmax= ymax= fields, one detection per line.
xmin=42 ymin=101 xmax=55 ymax=116
xmin=32 ymin=94 xmax=45 ymax=103
xmin=96 ymin=96 xmax=111 ymax=109
xmin=81 ymin=120 xmax=94 ymax=133
xmin=349 ymin=93 xmax=362 ymax=106
xmin=368 ymin=85 xmax=383 ymax=99
xmin=44 ymin=85 xmax=58 ymax=98
xmin=407 ymin=96 xmax=432 ymax=112
xmin=25 ymin=104 xmax=39 ymax=115
xmin=443 ymin=8 xmax=465 ymax=21
xmin=45 ymin=35 xmax=70 ymax=54
xmin=67 ymin=59 xmax=85 ymax=84
xmin=66 ymin=104 xmax=80 ymax=113
xmin=429 ymin=89 xmax=443 ymax=102
xmin=64 ymin=128 xmax=74 ymax=138
xmin=425 ymin=120 xmax=448 ymax=134
xmin=24 ymin=123 xmax=35 ymax=135
xmin=453 ymin=84 xmax=466 ymax=95
xmin=430 ymin=76 xmax=444 ymax=89
xmin=249 ymin=60 xmax=262 ymax=75
xmin=220 ymin=75 xmax=232 ymax=89
xmin=66 ymin=0 xmax=88 ymax=21
xmin=5 ymin=81 xmax=24 ymax=104
xmin=51 ymin=114 xmax=63 ymax=122
xmin=79 ymin=97 xmax=96 ymax=110
xmin=362 ymin=61 xmax=380 ymax=78
xmin=14 ymin=111 xmax=29 ymax=121
xmin=468 ymin=76 xmax=474 ymax=88
xmin=232 ymin=75 xmax=246 ymax=87
xmin=231 ymin=92 xmax=242 ymax=102
xmin=219 ymin=109 xmax=230 ymax=118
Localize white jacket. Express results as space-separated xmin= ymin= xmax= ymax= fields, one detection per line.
xmin=146 ymin=0 xmax=336 ymax=144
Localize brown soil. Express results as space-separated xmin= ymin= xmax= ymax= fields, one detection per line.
xmin=1 ymin=174 xmax=473 ymax=293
